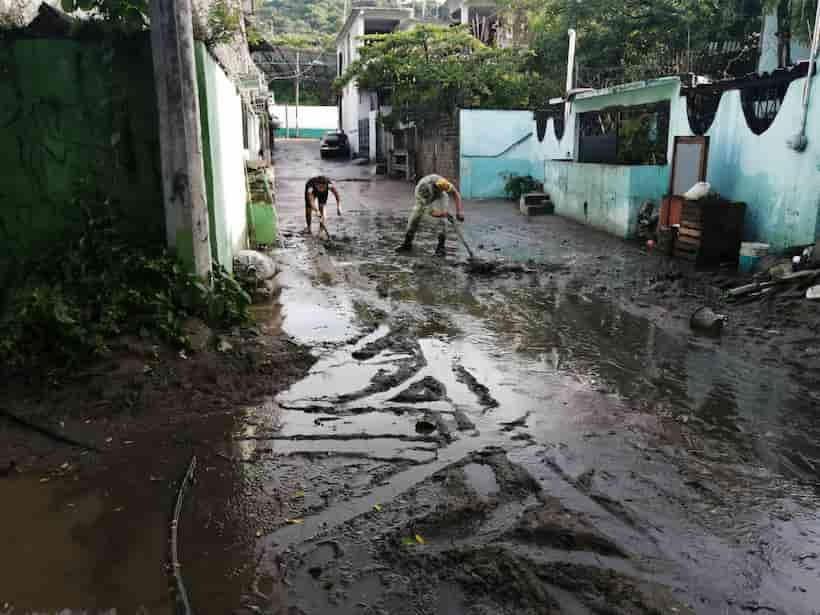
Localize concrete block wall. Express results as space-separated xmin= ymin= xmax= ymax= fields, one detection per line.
xmin=415 ymin=117 xmax=460 ymax=184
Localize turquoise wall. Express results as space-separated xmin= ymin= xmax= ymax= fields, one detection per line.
xmin=275 ymin=128 xmax=329 ymax=139
xmin=669 ymin=75 xmax=820 ymax=251
xmin=0 ymin=36 xmax=163 ymax=263
xmin=460 ymin=73 xmax=820 ymax=249
xmin=545 ymin=161 xmax=669 ymax=238
xmin=459 ymin=109 xmax=539 ymax=199
xmin=543 ymin=79 xmax=678 ymax=239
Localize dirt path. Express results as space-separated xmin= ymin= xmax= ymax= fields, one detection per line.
xmin=2 ymin=140 xmax=819 ymax=615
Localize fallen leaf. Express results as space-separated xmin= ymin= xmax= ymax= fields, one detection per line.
xmin=401 ymin=537 xmax=415 ymax=546
xmin=286 ymin=518 xmax=305 ymax=525
xmin=256 ymin=529 xmax=263 ymax=537
xmin=60 ymin=462 xmax=70 ymax=470
xmin=105 ymin=437 xmax=113 ymax=443
xmin=39 ymin=477 xmax=50 ymax=483
xmin=293 ymin=490 xmax=305 ymax=498
xmin=373 ymin=504 xmax=382 ymax=512
xmin=415 ymin=534 xmax=426 ymax=545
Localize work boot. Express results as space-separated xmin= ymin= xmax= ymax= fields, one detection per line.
xmin=435 ymin=233 xmax=446 ymax=257
xmin=395 ymin=231 xmax=415 ymax=253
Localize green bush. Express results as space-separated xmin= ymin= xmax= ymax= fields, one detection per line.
xmin=0 ymin=198 xmax=251 ymax=369
xmin=503 ymin=174 xmax=542 ymax=201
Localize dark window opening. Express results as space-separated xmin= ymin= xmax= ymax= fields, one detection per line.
xmin=578 ymin=101 xmax=670 ymax=165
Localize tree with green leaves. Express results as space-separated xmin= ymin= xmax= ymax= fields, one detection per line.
xmin=255 ymin=0 xmax=345 ymax=36
xmin=60 ymin=0 xmax=149 ymax=30
xmin=497 ymin=0 xmax=816 ymax=102
xmin=335 ymin=25 xmax=533 ymax=124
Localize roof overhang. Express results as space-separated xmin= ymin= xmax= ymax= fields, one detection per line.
xmin=336 ymin=7 xmax=414 ymax=44
xmin=572 ymin=76 xmax=681 ymax=102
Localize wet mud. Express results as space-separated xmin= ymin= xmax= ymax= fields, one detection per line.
xmin=4 ymin=140 xmax=820 ymax=615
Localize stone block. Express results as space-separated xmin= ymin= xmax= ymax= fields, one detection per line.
xmin=519 ymin=192 xmax=554 ymax=216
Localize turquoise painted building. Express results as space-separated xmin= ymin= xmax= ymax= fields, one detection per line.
xmin=460 ymin=71 xmax=820 ymax=250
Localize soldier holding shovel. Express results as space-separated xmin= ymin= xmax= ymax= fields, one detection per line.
xmin=395 ymin=174 xmax=465 ymax=257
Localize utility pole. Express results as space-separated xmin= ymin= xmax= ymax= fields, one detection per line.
xmin=150 ymin=0 xmax=212 ymax=277
xmin=295 ymin=49 xmax=300 ymax=138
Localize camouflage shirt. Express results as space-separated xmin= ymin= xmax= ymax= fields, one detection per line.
xmin=415 ymin=174 xmax=454 ymax=205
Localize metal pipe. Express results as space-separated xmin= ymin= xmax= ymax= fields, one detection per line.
xmin=788 ymin=0 xmax=820 ymax=151
xmin=565 ymin=28 xmax=577 ymax=131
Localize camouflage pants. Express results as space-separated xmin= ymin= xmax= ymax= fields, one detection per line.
xmin=405 ymin=193 xmax=449 ymax=239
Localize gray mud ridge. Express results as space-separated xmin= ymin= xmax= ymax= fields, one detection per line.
xmin=337 ymin=334 xmax=427 ymax=405
xmin=277 ymin=448 xmax=692 ymax=615
xmin=454 ymin=364 xmax=499 ymax=409
xmin=390 ymin=376 xmax=447 ymax=403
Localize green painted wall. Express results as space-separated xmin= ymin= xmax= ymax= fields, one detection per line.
xmin=0 ymin=36 xmax=164 ymax=265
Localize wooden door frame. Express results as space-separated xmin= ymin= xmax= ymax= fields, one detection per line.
xmin=669 ymin=135 xmax=710 ymax=196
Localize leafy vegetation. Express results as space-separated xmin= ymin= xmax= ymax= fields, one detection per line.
xmin=503 ymin=174 xmax=542 ymax=200
xmin=255 ymin=0 xmax=345 ymax=36
xmin=335 ymin=25 xmax=532 ymax=123
xmin=0 ymin=196 xmax=251 ymax=370
xmin=206 ymin=0 xmax=244 ymax=45
xmin=498 ymin=0 xmax=817 ymax=101
xmin=59 ymin=0 xmax=149 ymax=31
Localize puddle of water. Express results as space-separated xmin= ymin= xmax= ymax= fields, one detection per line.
xmin=0 ymin=475 xmax=173 ymax=614
xmin=463 ymin=463 xmax=500 ymax=497
xmin=276 ymin=325 xmax=393 ymax=407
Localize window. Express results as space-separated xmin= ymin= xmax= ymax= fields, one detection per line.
xmin=577 ymin=101 xmax=670 ymax=165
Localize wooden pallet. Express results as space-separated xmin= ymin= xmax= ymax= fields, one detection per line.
xmin=672 ymin=199 xmax=745 ymax=267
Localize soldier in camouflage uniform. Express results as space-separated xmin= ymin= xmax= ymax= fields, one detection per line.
xmin=395 ymin=174 xmax=465 ymax=256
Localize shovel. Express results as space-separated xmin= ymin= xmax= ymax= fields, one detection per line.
xmin=314 ymin=208 xmax=332 ymax=241
xmin=446 ymin=214 xmax=475 ymax=260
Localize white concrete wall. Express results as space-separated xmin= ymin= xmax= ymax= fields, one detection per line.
xmin=272 ymin=105 xmax=338 ymax=137
xmin=338 ymin=13 xmax=367 ymax=153
xmin=197 ymin=44 xmax=248 ymax=272
xmin=245 ymin=111 xmax=262 ymax=162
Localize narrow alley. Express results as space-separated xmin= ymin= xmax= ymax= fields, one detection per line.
xmin=2 ymin=139 xmax=820 ymax=615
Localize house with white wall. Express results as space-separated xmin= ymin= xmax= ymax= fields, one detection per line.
xmin=337 ymin=5 xmax=414 ymax=158
xmin=458 ymin=6 xmax=820 ymax=253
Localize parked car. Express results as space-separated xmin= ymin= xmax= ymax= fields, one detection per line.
xmin=320 ymin=131 xmax=351 ymax=159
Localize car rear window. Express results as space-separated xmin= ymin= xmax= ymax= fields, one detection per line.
xmin=325 ymin=135 xmax=340 ymax=144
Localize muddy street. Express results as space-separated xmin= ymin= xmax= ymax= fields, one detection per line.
xmin=2 ymin=139 xmax=820 ymax=615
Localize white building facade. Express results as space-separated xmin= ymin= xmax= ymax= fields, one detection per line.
xmin=336 ymin=6 xmax=413 ymax=158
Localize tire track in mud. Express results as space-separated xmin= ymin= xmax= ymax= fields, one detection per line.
xmin=252 ymin=325 xmax=514 ymax=552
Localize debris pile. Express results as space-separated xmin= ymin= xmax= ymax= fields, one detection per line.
xmin=727 ymin=251 xmax=820 ymax=303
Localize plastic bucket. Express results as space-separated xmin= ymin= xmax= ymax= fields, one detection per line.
xmin=739 ymin=242 xmax=769 ymax=273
